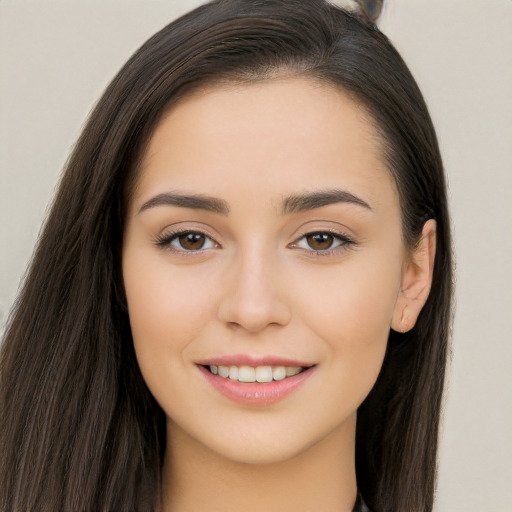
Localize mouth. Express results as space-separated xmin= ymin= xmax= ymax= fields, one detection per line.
xmin=197 ymin=361 xmax=315 ymax=405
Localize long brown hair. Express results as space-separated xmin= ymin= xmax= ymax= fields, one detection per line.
xmin=0 ymin=1 xmax=453 ymax=510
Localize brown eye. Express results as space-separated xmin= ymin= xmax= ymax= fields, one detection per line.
xmin=294 ymin=231 xmax=354 ymax=254
xmin=160 ymin=231 xmax=216 ymax=252
xmin=178 ymin=233 xmax=206 ymax=250
xmin=305 ymin=233 xmax=335 ymax=251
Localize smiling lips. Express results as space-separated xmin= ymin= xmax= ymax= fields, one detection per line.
xmin=198 ymin=357 xmax=315 ymax=405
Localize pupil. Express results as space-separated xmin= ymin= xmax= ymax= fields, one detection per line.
xmin=179 ymin=233 xmax=205 ymax=250
xmin=307 ymin=233 xmax=333 ymax=250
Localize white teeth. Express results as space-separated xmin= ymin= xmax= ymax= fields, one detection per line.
xmin=255 ymin=366 xmax=273 ymax=383
xmin=218 ymin=365 xmax=229 ymax=378
xmin=238 ymin=366 xmax=256 ymax=382
xmin=285 ymin=366 xmax=302 ymax=377
xmin=272 ymin=366 xmax=286 ymax=381
xmin=228 ymin=366 xmax=239 ymax=380
xmin=210 ymin=364 xmax=305 ymax=382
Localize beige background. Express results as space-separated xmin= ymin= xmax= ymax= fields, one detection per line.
xmin=1 ymin=1 xmax=511 ymax=510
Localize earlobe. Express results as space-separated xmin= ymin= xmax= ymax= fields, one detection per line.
xmin=391 ymin=219 xmax=436 ymax=333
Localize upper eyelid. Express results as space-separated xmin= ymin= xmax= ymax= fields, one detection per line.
xmin=296 ymin=227 xmax=349 ymax=237
xmin=292 ymin=227 xmax=354 ymax=243
xmin=294 ymin=231 xmax=352 ymax=244
xmin=157 ymin=224 xmax=218 ymax=239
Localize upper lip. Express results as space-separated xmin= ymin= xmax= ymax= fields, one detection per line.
xmin=196 ymin=354 xmax=314 ymax=367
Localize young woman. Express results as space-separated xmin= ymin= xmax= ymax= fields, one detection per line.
xmin=0 ymin=1 xmax=453 ymax=511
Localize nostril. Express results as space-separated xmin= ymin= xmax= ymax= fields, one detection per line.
xmin=218 ymin=300 xmax=291 ymax=333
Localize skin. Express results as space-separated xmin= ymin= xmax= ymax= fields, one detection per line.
xmin=122 ymin=77 xmax=436 ymax=512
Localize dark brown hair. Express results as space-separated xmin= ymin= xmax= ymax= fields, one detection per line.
xmin=0 ymin=1 xmax=452 ymax=510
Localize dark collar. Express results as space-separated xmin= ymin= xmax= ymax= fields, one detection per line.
xmin=353 ymin=491 xmax=371 ymax=512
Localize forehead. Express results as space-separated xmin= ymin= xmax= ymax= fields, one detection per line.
xmin=133 ymin=77 xmax=396 ymax=215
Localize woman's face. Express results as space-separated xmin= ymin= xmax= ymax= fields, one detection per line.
xmin=123 ymin=77 xmax=410 ymax=464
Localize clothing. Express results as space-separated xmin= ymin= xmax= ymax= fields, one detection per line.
xmin=353 ymin=492 xmax=371 ymax=512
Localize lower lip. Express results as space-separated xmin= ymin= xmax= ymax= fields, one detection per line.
xmin=198 ymin=365 xmax=314 ymax=405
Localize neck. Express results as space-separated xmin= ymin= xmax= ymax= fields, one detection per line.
xmin=159 ymin=414 xmax=358 ymax=512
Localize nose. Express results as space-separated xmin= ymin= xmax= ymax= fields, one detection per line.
xmin=217 ymin=248 xmax=292 ymax=333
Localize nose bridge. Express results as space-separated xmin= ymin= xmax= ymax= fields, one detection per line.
xmin=217 ymin=239 xmax=291 ymax=332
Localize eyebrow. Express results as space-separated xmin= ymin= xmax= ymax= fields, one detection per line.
xmin=281 ymin=189 xmax=372 ymax=215
xmin=138 ymin=192 xmax=230 ymax=215
xmin=138 ymin=188 xmax=372 ymax=216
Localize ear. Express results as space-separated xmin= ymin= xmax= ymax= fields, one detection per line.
xmin=391 ymin=219 xmax=436 ymax=333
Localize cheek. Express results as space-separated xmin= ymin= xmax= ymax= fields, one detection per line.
xmin=122 ymin=253 xmax=220 ymax=365
xmin=299 ymin=255 xmax=399 ymax=336
xmin=293 ymin=252 xmax=401 ymax=396
xmin=336 ymin=268 xmax=398 ymax=343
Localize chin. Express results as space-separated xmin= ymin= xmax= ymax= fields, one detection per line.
xmin=180 ymin=412 xmax=356 ymax=468
xmin=207 ymin=437 xmax=315 ymax=466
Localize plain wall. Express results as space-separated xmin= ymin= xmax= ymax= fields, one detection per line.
xmin=1 ymin=1 xmax=511 ymax=510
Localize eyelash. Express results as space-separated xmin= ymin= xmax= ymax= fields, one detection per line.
xmin=154 ymin=229 xmax=217 ymax=255
xmin=292 ymin=229 xmax=355 ymax=256
xmin=154 ymin=229 xmax=355 ymax=256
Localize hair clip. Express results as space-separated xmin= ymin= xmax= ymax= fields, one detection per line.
xmin=355 ymin=0 xmax=384 ymax=24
